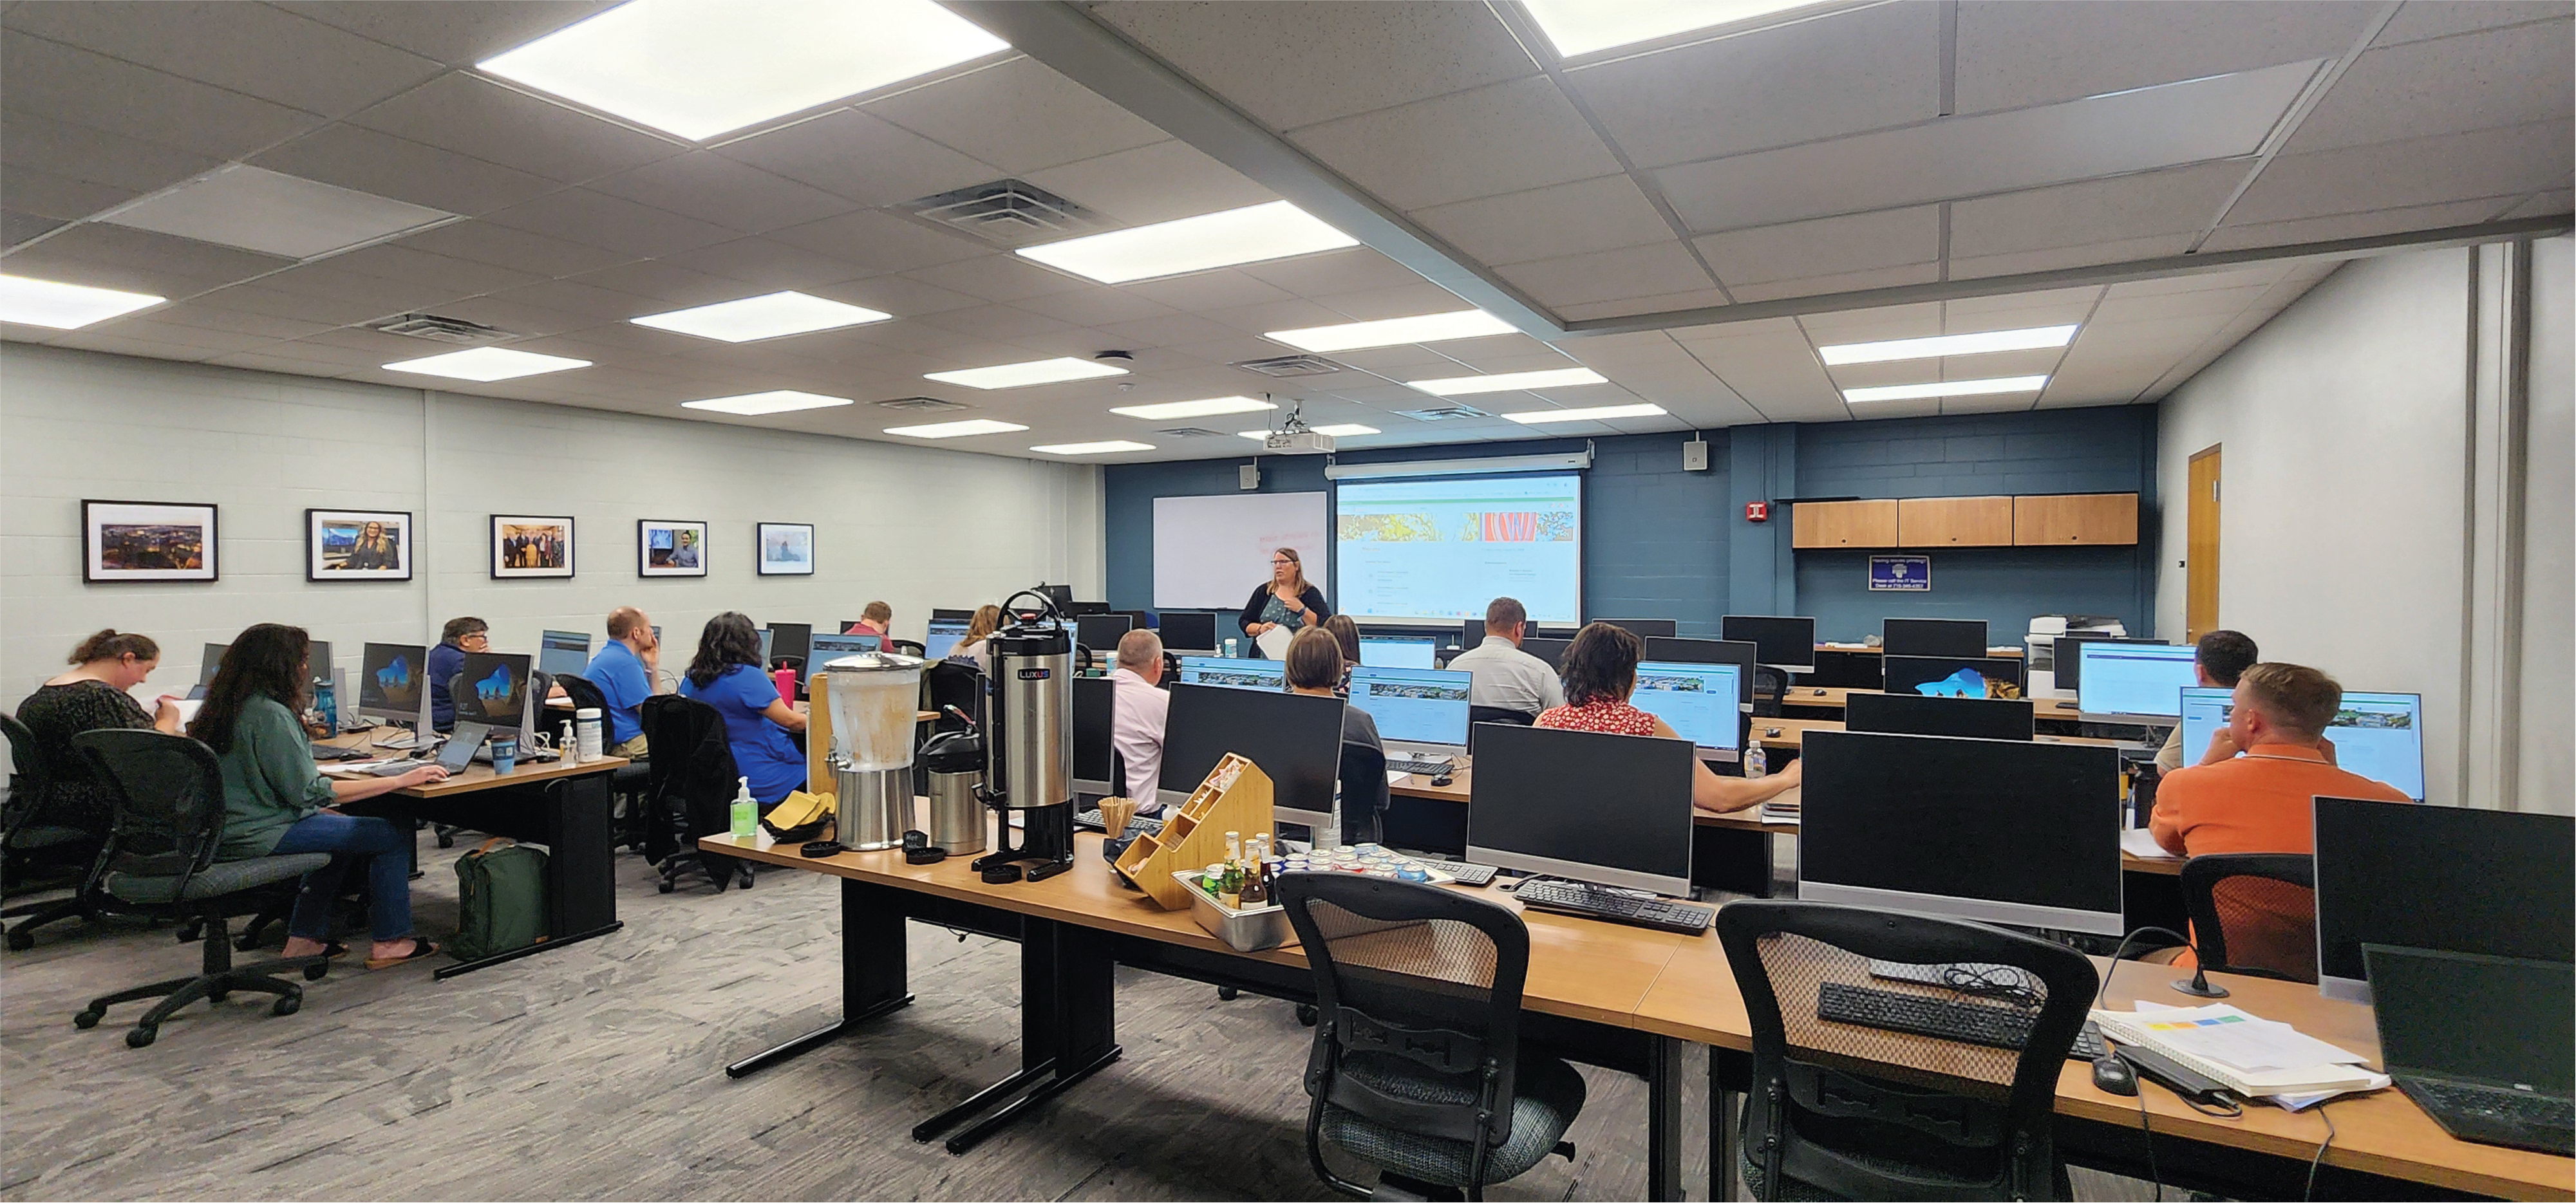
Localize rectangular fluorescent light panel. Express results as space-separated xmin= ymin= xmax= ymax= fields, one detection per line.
xmin=1406 ymin=367 xmax=1610 ymax=396
xmin=1031 ymin=440 xmax=1154 ymax=455
xmin=926 ymin=357 xmax=1128 ymax=390
xmin=102 ymin=165 xmax=451 ymax=259
xmin=883 ymin=418 xmax=1029 ymax=438
xmin=1521 ymin=0 xmax=1829 ymax=57
xmin=1818 ymin=324 xmax=2079 ymax=366
xmin=1238 ymin=424 xmax=1379 ymax=439
xmin=0 ymin=275 xmax=164 ymax=329
xmin=1501 ymin=403 xmax=1668 ymax=424
xmin=1843 ymin=376 xmax=2050 ymax=404
xmin=632 ymin=291 xmax=890 ymax=342
xmin=1266 ymin=310 xmax=1517 ymax=353
xmin=478 ymin=0 xmax=1007 ymax=141
xmin=1109 ymin=396 xmax=1276 ymax=420
xmin=382 ymin=347 xmax=591 ymax=381
xmin=1017 ymin=200 xmax=1357 ymax=284
xmin=681 ymin=389 xmax=855 ymax=415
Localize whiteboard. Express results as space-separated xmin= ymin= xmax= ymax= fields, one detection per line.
xmin=1153 ymin=492 xmax=1329 ymax=610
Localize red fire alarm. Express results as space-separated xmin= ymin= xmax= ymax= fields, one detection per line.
xmin=1745 ymin=501 xmax=1771 ymax=523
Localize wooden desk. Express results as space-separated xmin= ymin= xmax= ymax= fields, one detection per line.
xmin=1816 ymin=643 xmax=2024 ymax=658
xmin=1751 ymin=716 xmax=2133 ymax=752
xmin=2123 ymin=850 xmax=2183 ymax=876
xmin=1780 ymin=685 xmax=1873 ymax=710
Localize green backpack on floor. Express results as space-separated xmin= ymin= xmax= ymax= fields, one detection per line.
xmin=451 ymin=838 xmax=549 ymax=960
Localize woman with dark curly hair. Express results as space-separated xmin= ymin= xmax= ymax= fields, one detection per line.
xmin=1536 ymin=622 xmax=1801 ymax=814
xmin=14 ymin=629 xmax=185 ymax=832
xmin=678 ymin=611 xmax=807 ymax=803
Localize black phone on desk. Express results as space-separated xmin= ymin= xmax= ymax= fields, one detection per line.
xmin=2116 ymin=1044 xmax=2237 ymax=1108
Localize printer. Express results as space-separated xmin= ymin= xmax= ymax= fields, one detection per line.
xmin=2026 ymin=615 xmax=2127 ymax=698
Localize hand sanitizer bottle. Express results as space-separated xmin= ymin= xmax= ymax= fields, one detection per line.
xmin=731 ymin=776 xmax=758 ymax=842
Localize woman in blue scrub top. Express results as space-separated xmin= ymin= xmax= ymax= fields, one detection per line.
xmin=678 ymin=611 xmax=807 ymax=804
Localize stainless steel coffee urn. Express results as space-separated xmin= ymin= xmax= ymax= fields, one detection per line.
xmin=971 ymin=590 xmax=1076 ymax=883
xmin=820 ymin=649 xmax=925 ymax=851
xmin=919 ymin=729 xmax=986 ymax=856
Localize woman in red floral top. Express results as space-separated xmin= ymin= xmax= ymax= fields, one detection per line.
xmin=1537 ymin=623 xmax=1803 ymax=814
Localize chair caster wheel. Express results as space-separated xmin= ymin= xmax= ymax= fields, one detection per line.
xmin=126 ymin=1026 xmax=156 ymax=1049
xmin=73 ymin=1009 xmax=102 ymax=1029
xmin=304 ymin=964 xmax=330 ymax=981
xmin=207 ymin=988 xmax=229 ymax=1003
xmin=272 ymin=995 xmax=300 ymax=1017
xmin=1217 ymin=986 xmax=1239 ymax=1001
xmin=437 ymin=834 xmax=454 ymax=848
xmin=737 ymin=866 xmax=755 ymax=890
xmin=1296 ymin=1003 xmax=1319 ymax=1027
xmin=658 ymin=880 xmax=675 ymax=894
xmin=6 ymin=929 xmax=32 ymax=951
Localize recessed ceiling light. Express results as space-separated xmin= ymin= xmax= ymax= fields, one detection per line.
xmin=1109 ymin=396 xmax=1277 ymax=420
xmin=1843 ymin=376 xmax=2051 ymax=404
xmin=632 ymin=291 xmax=890 ymax=342
xmin=1031 ymin=440 xmax=1155 ymax=456
xmin=883 ymin=418 xmax=1029 ymax=438
xmin=1405 ymin=368 xmax=1610 ymax=396
xmin=478 ymin=0 xmax=1008 ymax=141
xmin=1237 ymin=424 xmax=1380 ymax=439
xmin=0 ymin=275 xmax=164 ymax=329
xmin=1818 ymin=324 xmax=2080 ymax=366
xmin=1501 ymin=403 xmax=1668 ymax=424
xmin=681 ymin=389 xmax=856 ymax=415
xmin=101 ymin=165 xmax=451 ymax=259
xmin=926 ymin=357 xmax=1129 ymax=390
xmin=1017 ymin=200 xmax=1357 ymax=284
xmin=1520 ymin=0 xmax=1829 ymax=58
xmin=1265 ymin=310 xmax=1518 ymax=353
xmin=382 ymin=347 xmax=591 ymax=381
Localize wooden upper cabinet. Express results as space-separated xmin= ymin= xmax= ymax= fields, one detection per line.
xmin=2015 ymin=492 xmax=2139 ymax=545
xmin=1791 ymin=499 xmax=1897 ymax=548
xmin=1896 ymin=496 xmax=2014 ymax=547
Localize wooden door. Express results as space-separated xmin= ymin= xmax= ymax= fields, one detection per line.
xmin=2186 ymin=445 xmax=2221 ymax=641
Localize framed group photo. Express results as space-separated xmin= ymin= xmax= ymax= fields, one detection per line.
xmin=757 ymin=522 xmax=814 ymax=576
xmin=638 ymin=518 xmax=708 ymax=577
xmin=492 ymin=515 xmax=575 ymax=579
xmin=306 ymin=508 xmax=413 ymax=581
xmin=83 ymin=499 xmax=218 ymax=583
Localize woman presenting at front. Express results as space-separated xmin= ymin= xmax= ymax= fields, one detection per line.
xmin=1239 ymin=547 xmax=1329 ymax=656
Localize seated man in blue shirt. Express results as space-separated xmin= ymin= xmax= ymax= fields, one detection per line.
xmin=426 ymin=616 xmax=486 ymax=732
xmin=583 ymin=606 xmax=664 ymax=758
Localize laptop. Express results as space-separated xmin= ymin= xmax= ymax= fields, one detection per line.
xmin=434 ymin=722 xmax=492 ymax=774
xmin=2364 ymin=944 xmax=2573 ymax=1155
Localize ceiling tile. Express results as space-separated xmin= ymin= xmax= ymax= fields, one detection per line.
xmin=390 ymin=219 xmax=635 ymax=277
xmin=1698 ymin=205 xmax=1941 ymax=286
xmin=415 ymin=292 xmax=594 ymax=338
xmin=902 ymin=254 xmax=1091 ymax=303
xmin=477 ymin=188 xmax=738 ymax=257
xmin=834 ymin=317 xmax=988 ymax=355
xmin=656 ymin=235 xmax=869 ymax=292
xmin=247 ymin=261 xmax=478 ymax=313
xmin=248 ymin=123 xmax=558 ymax=216
xmin=1728 ymin=263 xmax=1942 ymax=303
xmin=1286 ymin=75 xmax=1622 ymax=211
xmin=1943 ymin=286 xmax=2106 ymax=322
xmin=37 ymin=329 xmax=218 ymax=362
xmin=6 ymin=2 xmax=442 ymax=117
xmin=2284 ymin=19 xmax=2575 ymax=154
xmin=1008 ymin=285 xmax=1180 ymax=327
xmin=769 ymin=212 xmax=993 ymax=278
xmin=2499 ymin=189 xmax=2574 ymax=219
xmin=1198 ymin=297 xmax=1349 ymax=336
xmin=1794 ymin=301 xmax=1945 ymax=342
xmin=145 ymin=301 xmax=339 ymax=340
xmin=2227 ymin=118 xmax=2573 ymax=223
xmin=346 ymin=71 xmax=682 ymax=183
xmin=183 ymin=282 xmax=376 ymax=324
xmin=271 ymin=1 xmax=613 ymax=68
xmin=2374 ymin=0 xmax=2572 ymax=47
xmin=810 ymin=274 xmax=986 ymax=318
xmin=1087 ymin=0 xmax=1536 ymax=132
xmin=2040 ymin=357 xmax=2175 ymax=404
xmin=0 ymin=109 xmax=220 ymax=196
xmin=2199 ymin=197 xmax=2524 ymax=252
xmin=1 ymin=29 xmax=324 ymax=158
xmin=715 ymin=109 xmax=999 ymax=208
xmin=583 ymin=151 xmax=858 ymax=234
xmin=1948 ymin=161 xmax=2246 ymax=256
xmin=912 ymin=303 xmax=1083 ymax=343
xmin=1946 ymin=233 xmax=2200 ymax=280
xmin=1020 ymin=140 xmax=1278 ymax=228
xmin=1566 ymin=2 xmax=1941 ymax=167
xmin=565 ymin=258 xmax=760 ymax=308
xmin=1 ymin=221 xmax=292 ymax=295
xmin=475 ymin=277 xmax=658 ymax=322
xmin=1840 ymin=395 xmax=1941 ymax=420
xmin=0 ymin=165 xmax=133 ymax=221
xmin=1118 ymin=269 xmax=1297 ymax=312
xmin=1234 ymin=246 xmax=1428 ymax=296
xmin=1553 ymin=288 xmax=1732 ymax=322
xmin=863 ymin=57 xmax=1169 ymax=176
xmin=1409 ymin=174 xmax=1675 ymax=267
xmin=1940 ymin=392 xmax=2042 ymax=416
xmin=2091 ymin=284 xmax=2270 ymax=322
xmin=1494 ymin=241 xmax=1714 ymax=308
xmin=82 ymin=317 xmax=283 ymax=353
xmin=1952 ymin=0 xmax=2378 ymax=115
xmin=1092 ymin=312 xmax=1250 ymax=350
xmin=1671 ymin=319 xmax=1845 ymax=420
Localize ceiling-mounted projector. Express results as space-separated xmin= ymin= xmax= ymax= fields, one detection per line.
xmin=1262 ymin=429 xmax=1335 ymax=454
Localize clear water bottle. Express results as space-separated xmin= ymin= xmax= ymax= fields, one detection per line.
xmin=1744 ymin=743 xmax=1767 ymax=779
xmin=731 ymin=776 xmax=758 ymax=842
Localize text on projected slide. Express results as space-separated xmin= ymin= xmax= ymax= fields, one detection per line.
xmin=1335 ymin=474 xmax=1581 ymax=623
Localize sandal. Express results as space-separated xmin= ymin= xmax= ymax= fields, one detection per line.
xmin=283 ymin=940 xmax=348 ymax=959
xmin=364 ymin=938 xmax=440 ymax=969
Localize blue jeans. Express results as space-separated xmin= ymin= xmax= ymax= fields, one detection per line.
xmin=269 ymin=812 xmax=414 ymax=943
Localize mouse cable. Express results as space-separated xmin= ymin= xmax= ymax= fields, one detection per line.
xmin=2304 ymin=1101 xmax=2337 ymax=1201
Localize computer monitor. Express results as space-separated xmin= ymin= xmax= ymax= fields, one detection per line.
xmin=2363 ymin=946 xmax=2573 ymax=1103
xmin=538 ymin=629 xmax=590 ymax=679
xmin=1628 ymin=660 xmax=1744 ymax=762
xmin=808 ymin=631 xmax=881 ymax=664
xmin=1458 ymin=619 xmax=1486 ymax=653
xmin=1346 ymin=666 xmax=1471 ymax=755
xmin=1882 ymin=618 xmax=1988 ymax=658
xmin=2074 ymin=641 xmax=2194 ymax=720
xmin=2177 ymin=686 xmax=2426 ymax=799
xmin=1845 ymin=693 xmax=2034 ymax=740
xmin=1157 ymin=682 xmax=1343 ymax=826
xmin=1176 ymin=655 xmax=1286 ymax=691
xmin=1076 ymin=613 xmax=1133 ymax=653
xmin=1519 ymin=637 xmax=1571 ymax=671
xmin=766 ymin=622 xmax=811 ymax=667
xmin=1158 ymin=612 xmax=1218 ymax=653
xmin=1037 ymin=584 xmax=1075 ymax=610
xmin=1592 ymin=617 xmax=1678 ymax=638
xmin=1720 ymin=615 xmax=1818 ymax=674
xmin=1465 ymin=723 xmax=1696 ymax=896
xmin=199 ymin=642 xmax=229 ymax=686
xmin=2314 ymin=796 xmax=2573 ymax=1002
xmin=1644 ymin=637 xmax=1757 ymax=708
xmin=1072 ymin=675 xmax=1117 ymax=798
xmin=930 ymin=608 xmax=974 ymax=622
xmin=355 ymin=642 xmax=429 ymax=725
xmin=758 ymin=628 xmax=774 ymax=666
xmin=2051 ymin=635 xmax=2161 ymax=692
xmin=1357 ymin=635 xmax=1440 ymax=669
xmin=305 ymin=640 xmax=334 ymax=685
xmin=1801 ymin=731 xmax=2124 ymax=934
xmin=1881 ymin=655 xmax=2024 ymax=698
xmin=1061 ymin=600 xmax=1112 ymax=617
xmin=922 ymin=617 xmax=970 ymax=662
xmin=453 ymin=651 xmax=534 ymax=736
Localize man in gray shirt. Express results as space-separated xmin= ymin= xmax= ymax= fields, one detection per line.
xmin=1442 ymin=597 xmax=1566 ymax=716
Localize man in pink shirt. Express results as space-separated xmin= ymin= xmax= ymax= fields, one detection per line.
xmin=1108 ymin=629 xmax=1170 ymax=811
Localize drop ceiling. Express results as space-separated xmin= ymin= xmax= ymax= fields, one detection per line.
xmin=2 ymin=0 xmax=2567 ymax=463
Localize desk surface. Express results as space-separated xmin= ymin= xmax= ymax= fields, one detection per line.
xmin=319 ymin=729 xmax=628 ymax=797
xmin=1386 ymin=767 xmax=1802 ymax=835
xmin=1818 ymin=643 xmax=2024 ymax=658
xmin=1751 ymin=715 xmax=2132 ymax=752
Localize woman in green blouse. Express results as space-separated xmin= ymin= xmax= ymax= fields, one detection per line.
xmin=187 ymin=624 xmax=447 ymax=969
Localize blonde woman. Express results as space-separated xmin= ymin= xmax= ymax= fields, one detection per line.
xmin=951 ymin=604 xmax=1005 ymax=675
xmin=1239 ymin=547 xmax=1330 ymax=655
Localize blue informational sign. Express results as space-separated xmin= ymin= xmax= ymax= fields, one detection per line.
xmin=1868 ymin=555 xmax=1931 ymax=592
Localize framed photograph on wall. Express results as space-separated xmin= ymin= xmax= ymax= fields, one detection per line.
xmin=491 ymin=514 xmax=575 ymax=579
xmin=756 ymin=522 xmax=814 ymax=576
xmin=306 ymin=508 xmax=413 ymax=581
xmin=84 ymin=500 xmax=218 ymax=583
xmin=638 ymin=518 xmax=708 ymax=577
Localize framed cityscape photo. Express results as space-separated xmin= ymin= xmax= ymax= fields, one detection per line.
xmin=757 ymin=522 xmax=814 ymax=576
xmin=491 ymin=514 xmax=575 ymax=579
xmin=638 ymin=518 xmax=708 ymax=577
xmin=84 ymin=499 xmax=218 ymax=583
xmin=306 ymin=508 xmax=413 ymax=581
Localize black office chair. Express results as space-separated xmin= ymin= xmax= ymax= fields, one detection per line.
xmin=68 ymin=729 xmax=334 ymax=1048
xmin=1275 ymin=873 xmax=1583 ymax=1200
xmin=888 ymin=639 xmax=926 ymax=657
xmin=1752 ymin=666 xmax=1789 ymax=718
xmin=1337 ymin=742 xmax=1390 ymax=847
xmin=3 ymin=711 xmax=115 ymax=949
xmin=1715 ymin=899 xmax=2096 ymax=1201
xmin=553 ymin=674 xmax=654 ymax=853
xmin=1465 ymin=708 xmax=1535 ymax=758
xmin=639 ymin=695 xmax=751 ymax=892
xmin=2179 ymin=853 xmax=2317 ymax=984
xmin=922 ymin=661 xmax=983 ymax=735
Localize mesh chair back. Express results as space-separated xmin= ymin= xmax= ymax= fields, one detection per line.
xmin=639 ymin=695 xmax=738 ymax=863
xmin=2181 ymin=853 xmax=2316 ymax=983
xmin=923 ymin=661 xmax=984 ymax=732
xmin=1753 ymin=666 xmax=1789 ymax=718
xmin=1 ymin=711 xmax=50 ymax=839
xmin=1465 ymin=709 xmax=1533 ymax=756
xmin=553 ymin=673 xmax=610 ymax=721
xmin=1337 ymin=740 xmax=1391 ymax=846
xmin=888 ymin=639 xmax=926 ymax=657
xmin=70 ymin=730 xmax=226 ymax=884
xmin=1715 ymin=899 xmax=2096 ymax=1201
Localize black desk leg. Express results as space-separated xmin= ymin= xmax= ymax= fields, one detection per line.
xmin=1709 ymin=1083 xmax=1738 ymax=1201
xmin=435 ymin=774 xmax=625 ymax=980
xmin=1648 ymin=1036 xmax=1684 ymax=1201
xmin=729 ymin=878 xmax=915 ymax=1077
xmin=914 ymin=917 xmax=1122 ymax=1155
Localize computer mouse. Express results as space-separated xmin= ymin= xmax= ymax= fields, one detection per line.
xmin=1430 ymin=772 xmax=1455 ymax=787
xmin=1765 ymin=727 xmax=1783 ymax=738
xmin=2091 ymin=1054 xmax=2138 ymax=1097
xmin=1812 ymin=687 xmax=1827 ymax=696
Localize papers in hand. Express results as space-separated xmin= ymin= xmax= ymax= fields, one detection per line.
xmin=2120 ymin=828 xmax=2180 ymax=860
xmin=1254 ymin=625 xmax=1295 ymax=660
xmin=2092 ymin=1003 xmax=2391 ymax=1099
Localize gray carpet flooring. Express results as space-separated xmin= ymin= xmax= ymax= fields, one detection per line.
xmin=0 ymin=840 xmax=2154 ymax=1201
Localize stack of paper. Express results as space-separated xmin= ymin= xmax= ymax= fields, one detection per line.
xmin=2120 ymin=828 xmax=2180 ymax=860
xmin=2092 ymin=1002 xmax=2391 ymax=1105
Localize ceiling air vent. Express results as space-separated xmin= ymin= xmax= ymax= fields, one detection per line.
xmin=365 ymin=312 xmax=509 ymax=344
xmin=896 ymin=179 xmax=1097 ymax=247
xmin=1154 ymin=427 xmax=1228 ymax=438
xmin=1395 ymin=404 xmax=1494 ymax=422
xmin=1234 ymin=353 xmax=1344 ymax=378
xmin=874 ymin=396 xmax=971 ymax=413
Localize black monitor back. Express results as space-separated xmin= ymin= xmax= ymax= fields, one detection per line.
xmin=1158 ymin=682 xmax=1342 ymax=818
xmin=1883 ymin=617 xmax=1988 ymax=658
xmin=1158 ymin=612 xmax=1217 ymax=650
xmin=1076 ymin=613 xmax=1133 ymax=651
xmin=1720 ymin=615 xmax=1818 ymax=667
xmin=1465 ymin=723 xmax=1694 ymax=894
xmin=1519 ymin=637 xmax=1570 ymax=670
xmin=1591 ymin=617 xmax=1677 ymax=638
xmin=1072 ymin=676 xmax=1116 ymax=791
xmin=2314 ymin=797 xmax=2573 ymax=995
xmin=1845 ymin=692 xmax=2034 ymax=740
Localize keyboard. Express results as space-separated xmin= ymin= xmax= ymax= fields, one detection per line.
xmin=1416 ymin=860 xmax=1499 ymax=886
xmin=1386 ymin=755 xmax=1458 ymax=777
xmin=1513 ymin=879 xmax=1715 ymax=933
xmin=1818 ymin=982 xmax=2109 ymax=1060
xmin=2407 ymin=1078 xmax=2576 ymax=1129
xmin=1075 ymin=810 xmax=1165 ymax=837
